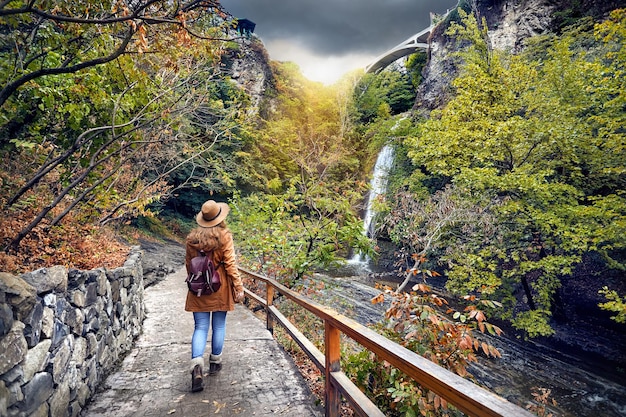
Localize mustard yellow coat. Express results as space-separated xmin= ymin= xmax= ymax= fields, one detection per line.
xmin=184 ymin=227 xmax=244 ymax=312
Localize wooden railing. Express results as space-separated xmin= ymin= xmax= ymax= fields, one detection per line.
xmin=238 ymin=267 xmax=535 ymax=417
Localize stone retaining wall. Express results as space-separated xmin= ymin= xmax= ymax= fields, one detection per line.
xmin=0 ymin=248 xmax=145 ymax=417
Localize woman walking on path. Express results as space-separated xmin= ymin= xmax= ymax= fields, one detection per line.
xmin=185 ymin=200 xmax=245 ymax=392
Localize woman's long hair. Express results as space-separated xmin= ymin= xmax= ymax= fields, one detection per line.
xmin=186 ymin=221 xmax=229 ymax=252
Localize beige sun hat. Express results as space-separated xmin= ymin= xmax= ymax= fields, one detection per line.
xmin=195 ymin=200 xmax=230 ymax=228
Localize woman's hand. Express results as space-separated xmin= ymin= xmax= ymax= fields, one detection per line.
xmin=234 ymin=289 xmax=245 ymax=303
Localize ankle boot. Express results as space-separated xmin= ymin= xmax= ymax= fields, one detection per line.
xmin=209 ymin=353 xmax=222 ymax=376
xmin=190 ymin=357 xmax=204 ymax=392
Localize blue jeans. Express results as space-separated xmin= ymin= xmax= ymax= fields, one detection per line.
xmin=191 ymin=311 xmax=227 ymax=359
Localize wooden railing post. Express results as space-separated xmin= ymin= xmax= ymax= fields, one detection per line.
xmin=266 ymin=283 xmax=274 ymax=334
xmin=325 ymin=320 xmax=341 ymax=417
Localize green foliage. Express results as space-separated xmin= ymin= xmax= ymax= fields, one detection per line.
xmin=599 ymin=287 xmax=626 ymax=323
xmin=406 ymin=51 xmax=428 ymax=89
xmin=552 ymin=0 xmax=584 ymax=31
xmin=353 ymin=69 xmax=415 ymax=125
xmin=511 ymin=310 xmax=556 ymax=338
xmin=229 ymin=174 xmax=371 ymax=282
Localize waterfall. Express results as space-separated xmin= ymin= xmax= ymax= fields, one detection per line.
xmin=350 ymin=144 xmax=394 ymax=264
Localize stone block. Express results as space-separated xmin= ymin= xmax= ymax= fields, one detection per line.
xmin=119 ymin=287 xmax=128 ymax=306
xmin=85 ymin=333 xmax=97 ymax=358
xmin=96 ymin=271 xmax=108 ymax=296
xmin=52 ymin=337 xmax=72 ymax=384
xmin=20 ymin=372 xmax=53 ymax=416
xmin=42 ymin=293 xmax=56 ymax=307
xmin=84 ymin=283 xmax=98 ymax=306
xmin=105 ymin=298 xmax=114 ymax=319
xmin=0 ymin=303 xmax=13 ymax=338
xmin=69 ymin=290 xmax=86 ymax=308
xmin=0 ymin=272 xmax=36 ymax=322
xmin=54 ymin=297 xmax=68 ymax=318
xmin=67 ymin=269 xmax=87 ymax=290
xmin=83 ymin=306 xmax=98 ymax=324
xmin=21 ymin=266 xmax=68 ymax=295
xmin=102 ymin=279 xmax=111 ymax=300
xmin=115 ymin=301 xmax=123 ymax=318
xmin=51 ymin=320 xmax=69 ymax=349
xmin=70 ymin=337 xmax=86 ymax=366
xmin=41 ymin=307 xmax=54 ymax=340
xmin=0 ymin=380 xmax=7 ymax=416
xmin=123 ymin=248 xmax=142 ymax=267
xmin=0 ymin=321 xmax=27 ymax=375
xmin=69 ymin=401 xmax=82 ymax=417
xmin=66 ymin=308 xmax=84 ymax=336
xmin=105 ymin=268 xmax=124 ymax=281
xmin=86 ymin=360 xmax=98 ymax=392
xmin=7 ymin=379 xmax=23 ymax=408
xmin=23 ymin=339 xmax=51 ymax=382
xmin=83 ymin=317 xmax=100 ymax=335
xmin=27 ymin=401 xmax=49 ymax=417
xmin=24 ymin=302 xmax=43 ymax=347
xmin=110 ymin=280 xmax=120 ymax=303
xmin=75 ymin=383 xmax=90 ymax=407
xmin=64 ymin=363 xmax=79 ymax=391
xmin=1 ymin=363 xmax=23 ymax=384
xmin=49 ymin=382 xmax=70 ymax=417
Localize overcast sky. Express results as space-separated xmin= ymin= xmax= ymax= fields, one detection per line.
xmin=220 ymin=0 xmax=459 ymax=84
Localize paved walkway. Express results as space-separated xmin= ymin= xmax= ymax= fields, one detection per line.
xmin=80 ymin=268 xmax=324 ymax=417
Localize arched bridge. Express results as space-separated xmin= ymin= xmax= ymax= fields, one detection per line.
xmin=365 ymin=25 xmax=433 ymax=73
xmin=365 ymin=6 xmax=457 ymax=74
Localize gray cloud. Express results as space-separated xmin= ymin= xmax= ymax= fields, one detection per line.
xmin=220 ymin=0 xmax=458 ymax=57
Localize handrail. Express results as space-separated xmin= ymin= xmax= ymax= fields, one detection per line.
xmin=238 ymin=267 xmax=535 ymax=417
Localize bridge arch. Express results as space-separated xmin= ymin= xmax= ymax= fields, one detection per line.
xmin=365 ymin=26 xmax=432 ymax=74
xmin=365 ymin=6 xmax=457 ymax=74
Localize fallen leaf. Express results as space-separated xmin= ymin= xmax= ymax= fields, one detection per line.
xmin=213 ymin=400 xmax=226 ymax=413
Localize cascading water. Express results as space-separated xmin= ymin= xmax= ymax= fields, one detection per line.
xmin=350 ymin=144 xmax=394 ymax=265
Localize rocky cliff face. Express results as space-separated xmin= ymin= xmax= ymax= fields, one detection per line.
xmin=414 ymin=0 xmax=625 ymax=112
xmin=221 ymin=35 xmax=276 ymax=116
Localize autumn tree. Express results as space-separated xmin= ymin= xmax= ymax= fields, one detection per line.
xmin=0 ymin=1 xmax=249 ymax=268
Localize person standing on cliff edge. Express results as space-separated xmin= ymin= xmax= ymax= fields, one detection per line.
xmin=184 ymin=200 xmax=245 ymax=392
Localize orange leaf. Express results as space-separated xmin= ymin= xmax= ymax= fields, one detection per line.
xmin=475 ymin=310 xmax=486 ymax=322
xmin=371 ymin=293 xmax=385 ymax=304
